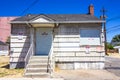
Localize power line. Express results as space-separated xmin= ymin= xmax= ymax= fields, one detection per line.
xmin=107 ymin=16 xmax=120 ymax=23
xmin=107 ymin=24 xmax=120 ymax=30
xmin=107 ymin=27 xmax=120 ymax=33
xmin=20 ymin=0 xmax=39 ymax=15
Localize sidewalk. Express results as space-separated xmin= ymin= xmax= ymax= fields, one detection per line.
xmin=53 ymin=70 xmax=120 ymax=80
xmin=0 ymin=78 xmax=64 ymax=80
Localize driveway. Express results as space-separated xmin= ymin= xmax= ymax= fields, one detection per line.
xmin=105 ymin=56 xmax=120 ymax=77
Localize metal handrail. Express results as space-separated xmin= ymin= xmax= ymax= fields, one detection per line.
xmin=47 ymin=47 xmax=53 ymax=75
xmin=24 ymin=42 xmax=33 ymax=68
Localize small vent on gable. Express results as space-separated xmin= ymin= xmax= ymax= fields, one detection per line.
xmin=32 ymin=18 xmax=49 ymax=22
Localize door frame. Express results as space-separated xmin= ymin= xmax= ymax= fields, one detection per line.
xmin=34 ymin=27 xmax=53 ymax=56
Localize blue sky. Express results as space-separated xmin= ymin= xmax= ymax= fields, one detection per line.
xmin=0 ymin=0 xmax=120 ymax=42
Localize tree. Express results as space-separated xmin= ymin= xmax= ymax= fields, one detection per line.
xmin=107 ymin=42 xmax=114 ymax=50
xmin=111 ymin=34 xmax=120 ymax=46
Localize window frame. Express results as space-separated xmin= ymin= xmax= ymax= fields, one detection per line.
xmin=79 ymin=28 xmax=101 ymax=46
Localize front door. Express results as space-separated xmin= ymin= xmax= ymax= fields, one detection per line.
xmin=35 ymin=28 xmax=52 ymax=55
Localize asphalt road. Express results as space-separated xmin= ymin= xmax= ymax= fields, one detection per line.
xmin=105 ymin=56 xmax=120 ymax=77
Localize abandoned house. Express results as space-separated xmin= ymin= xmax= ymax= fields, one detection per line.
xmin=10 ymin=5 xmax=105 ymax=77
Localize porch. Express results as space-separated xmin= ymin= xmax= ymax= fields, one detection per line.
xmin=24 ymin=23 xmax=55 ymax=78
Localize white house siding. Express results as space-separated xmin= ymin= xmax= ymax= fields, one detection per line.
xmin=53 ymin=23 xmax=105 ymax=70
xmin=10 ymin=24 xmax=30 ymax=69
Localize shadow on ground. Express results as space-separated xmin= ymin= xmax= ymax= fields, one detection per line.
xmin=1 ymin=64 xmax=9 ymax=69
xmin=105 ymin=67 xmax=120 ymax=70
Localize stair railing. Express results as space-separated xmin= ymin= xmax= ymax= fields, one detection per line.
xmin=47 ymin=46 xmax=54 ymax=76
xmin=24 ymin=42 xmax=34 ymax=68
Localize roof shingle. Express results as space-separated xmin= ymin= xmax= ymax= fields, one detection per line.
xmin=12 ymin=14 xmax=103 ymax=23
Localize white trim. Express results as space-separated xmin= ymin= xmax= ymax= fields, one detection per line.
xmin=30 ymin=15 xmax=54 ymax=22
xmin=32 ymin=18 xmax=50 ymax=23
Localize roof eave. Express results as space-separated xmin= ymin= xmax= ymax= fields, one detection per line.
xmin=10 ymin=20 xmax=105 ymax=24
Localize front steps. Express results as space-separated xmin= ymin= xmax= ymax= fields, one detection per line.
xmin=24 ymin=56 xmax=51 ymax=78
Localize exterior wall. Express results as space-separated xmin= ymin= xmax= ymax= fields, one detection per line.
xmin=53 ymin=23 xmax=105 ymax=69
xmin=0 ymin=17 xmax=17 ymax=42
xmin=10 ymin=24 xmax=30 ymax=69
xmin=10 ymin=23 xmax=105 ymax=70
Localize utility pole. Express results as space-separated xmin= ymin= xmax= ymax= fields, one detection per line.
xmin=101 ymin=7 xmax=107 ymax=55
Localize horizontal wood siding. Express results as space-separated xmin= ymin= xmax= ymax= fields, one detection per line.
xmin=55 ymin=52 xmax=105 ymax=57
xmin=53 ymin=23 xmax=105 ymax=69
xmin=10 ymin=24 xmax=30 ymax=63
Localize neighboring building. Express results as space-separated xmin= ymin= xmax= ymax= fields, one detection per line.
xmin=111 ymin=42 xmax=120 ymax=46
xmin=0 ymin=17 xmax=17 ymax=42
xmin=114 ymin=46 xmax=120 ymax=54
xmin=10 ymin=5 xmax=105 ymax=77
xmin=0 ymin=41 xmax=9 ymax=55
xmin=0 ymin=17 xmax=17 ymax=55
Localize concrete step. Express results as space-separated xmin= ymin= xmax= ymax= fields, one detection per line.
xmin=30 ymin=58 xmax=48 ymax=61
xmin=29 ymin=58 xmax=48 ymax=61
xmin=26 ymin=68 xmax=48 ymax=73
xmin=24 ymin=72 xmax=50 ymax=78
xmin=31 ymin=56 xmax=48 ymax=59
xmin=29 ymin=60 xmax=48 ymax=63
xmin=24 ymin=56 xmax=50 ymax=78
xmin=32 ymin=56 xmax=48 ymax=57
xmin=27 ymin=63 xmax=48 ymax=68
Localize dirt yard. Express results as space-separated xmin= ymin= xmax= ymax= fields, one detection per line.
xmin=107 ymin=53 xmax=120 ymax=58
xmin=0 ymin=56 xmax=24 ymax=78
xmin=0 ymin=54 xmax=120 ymax=80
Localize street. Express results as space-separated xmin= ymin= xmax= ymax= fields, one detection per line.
xmin=105 ymin=56 xmax=120 ymax=77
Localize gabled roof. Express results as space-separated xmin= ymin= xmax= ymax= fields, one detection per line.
xmin=11 ymin=14 xmax=105 ymax=23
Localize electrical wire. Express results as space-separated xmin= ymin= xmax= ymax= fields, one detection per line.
xmin=107 ymin=16 xmax=120 ymax=23
xmin=107 ymin=25 xmax=120 ymax=30
xmin=105 ymin=16 xmax=120 ymax=33
xmin=20 ymin=0 xmax=39 ymax=15
xmin=107 ymin=27 xmax=120 ymax=33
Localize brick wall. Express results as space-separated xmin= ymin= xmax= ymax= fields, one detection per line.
xmin=0 ymin=17 xmax=17 ymax=42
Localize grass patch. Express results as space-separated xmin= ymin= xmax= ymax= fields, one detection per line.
xmin=0 ymin=56 xmax=24 ymax=77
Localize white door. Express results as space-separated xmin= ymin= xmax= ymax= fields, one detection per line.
xmin=35 ymin=28 xmax=52 ymax=55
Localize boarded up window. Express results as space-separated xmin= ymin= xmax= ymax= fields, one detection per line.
xmin=11 ymin=25 xmax=29 ymax=36
xmin=80 ymin=29 xmax=100 ymax=45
